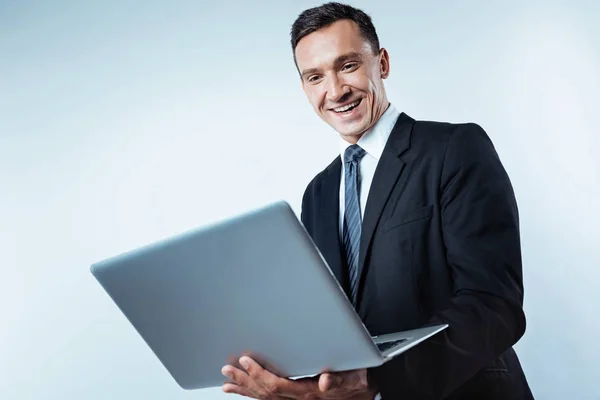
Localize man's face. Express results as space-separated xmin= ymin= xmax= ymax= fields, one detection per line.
xmin=294 ymin=19 xmax=390 ymax=143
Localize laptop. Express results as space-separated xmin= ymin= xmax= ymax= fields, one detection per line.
xmin=91 ymin=200 xmax=447 ymax=390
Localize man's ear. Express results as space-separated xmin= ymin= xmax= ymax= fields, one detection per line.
xmin=379 ymin=48 xmax=390 ymax=79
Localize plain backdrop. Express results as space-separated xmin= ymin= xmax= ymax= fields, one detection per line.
xmin=1 ymin=1 xmax=599 ymax=399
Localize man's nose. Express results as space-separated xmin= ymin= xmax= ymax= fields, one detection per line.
xmin=326 ymin=76 xmax=350 ymax=103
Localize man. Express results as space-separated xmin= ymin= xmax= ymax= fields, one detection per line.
xmin=221 ymin=2 xmax=534 ymax=399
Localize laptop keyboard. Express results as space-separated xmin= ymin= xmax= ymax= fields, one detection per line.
xmin=377 ymin=338 xmax=408 ymax=352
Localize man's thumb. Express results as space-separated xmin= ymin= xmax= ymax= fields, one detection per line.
xmin=319 ymin=373 xmax=342 ymax=392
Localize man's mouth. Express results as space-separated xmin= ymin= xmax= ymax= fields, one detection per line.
xmin=331 ymin=99 xmax=362 ymax=114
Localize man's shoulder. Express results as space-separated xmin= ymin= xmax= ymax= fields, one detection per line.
xmin=406 ymin=115 xmax=493 ymax=157
xmin=411 ymin=115 xmax=487 ymax=141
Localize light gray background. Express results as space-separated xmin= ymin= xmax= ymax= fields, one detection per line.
xmin=1 ymin=1 xmax=599 ymax=399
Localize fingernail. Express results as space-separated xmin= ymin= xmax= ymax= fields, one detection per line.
xmin=239 ymin=357 xmax=250 ymax=369
xmin=221 ymin=367 xmax=232 ymax=378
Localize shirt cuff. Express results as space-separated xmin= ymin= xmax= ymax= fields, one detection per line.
xmin=374 ymin=393 xmax=382 ymax=400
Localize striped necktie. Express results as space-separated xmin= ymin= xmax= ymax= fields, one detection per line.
xmin=342 ymin=144 xmax=366 ymax=306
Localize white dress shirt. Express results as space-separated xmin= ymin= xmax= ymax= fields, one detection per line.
xmin=338 ymin=104 xmax=399 ymax=400
xmin=339 ymin=103 xmax=401 ymax=235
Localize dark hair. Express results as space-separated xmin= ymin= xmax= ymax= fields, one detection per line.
xmin=290 ymin=2 xmax=380 ymax=59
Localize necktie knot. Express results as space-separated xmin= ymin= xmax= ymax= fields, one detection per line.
xmin=344 ymin=144 xmax=366 ymax=165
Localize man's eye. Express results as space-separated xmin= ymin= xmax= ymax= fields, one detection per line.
xmin=308 ymin=76 xmax=321 ymax=83
xmin=342 ymin=63 xmax=357 ymax=70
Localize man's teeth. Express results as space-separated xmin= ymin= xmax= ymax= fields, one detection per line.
xmin=333 ymin=100 xmax=360 ymax=113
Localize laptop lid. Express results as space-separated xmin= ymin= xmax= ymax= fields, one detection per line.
xmin=91 ymin=201 xmax=383 ymax=390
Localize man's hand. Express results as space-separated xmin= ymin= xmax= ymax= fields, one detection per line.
xmin=221 ymin=356 xmax=376 ymax=399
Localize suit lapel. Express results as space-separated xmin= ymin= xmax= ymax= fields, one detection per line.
xmin=316 ymin=158 xmax=347 ymax=291
xmin=356 ymin=113 xmax=415 ymax=307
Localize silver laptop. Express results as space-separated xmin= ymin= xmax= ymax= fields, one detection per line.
xmin=91 ymin=200 xmax=447 ymax=390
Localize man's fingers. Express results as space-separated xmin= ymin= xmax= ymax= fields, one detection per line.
xmin=222 ymin=365 xmax=264 ymax=398
xmin=222 ymin=382 xmax=257 ymax=398
xmin=318 ymin=372 xmax=342 ymax=392
xmin=239 ymin=356 xmax=320 ymax=398
xmin=319 ymin=369 xmax=368 ymax=393
xmin=239 ymin=357 xmax=294 ymax=397
xmin=224 ymin=362 xmax=371 ymax=399
xmin=318 ymin=373 xmax=332 ymax=392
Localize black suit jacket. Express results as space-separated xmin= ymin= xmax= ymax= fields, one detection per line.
xmin=301 ymin=113 xmax=534 ymax=399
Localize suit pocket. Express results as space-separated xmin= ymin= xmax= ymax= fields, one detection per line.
xmin=381 ymin=204 xmax=433 ymax=232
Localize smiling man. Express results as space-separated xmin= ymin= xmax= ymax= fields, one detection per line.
xmin=221 ymin=3 xmax=534 ymax=399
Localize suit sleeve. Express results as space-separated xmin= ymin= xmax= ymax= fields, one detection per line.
xmin=370 ymin=123 xmax=527 ymax=399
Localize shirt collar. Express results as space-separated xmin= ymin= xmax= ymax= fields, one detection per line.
xmin=339 ymin=103 xmax=400 ymax=163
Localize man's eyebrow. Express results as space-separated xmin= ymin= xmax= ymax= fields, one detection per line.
xmin=301 ymin=67 xmax=320 ymax=78
xmin=334 ymin=52 xmax=364 ymax=65
xmin=300 ymin=52 xmax=364 ymax=78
